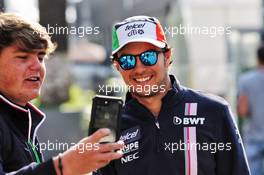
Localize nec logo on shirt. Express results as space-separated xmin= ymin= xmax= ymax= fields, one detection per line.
xmin=173 ymin=116 xmax=205 ymax=125
xmin=121 ymin=152 xmax=139 ymax=164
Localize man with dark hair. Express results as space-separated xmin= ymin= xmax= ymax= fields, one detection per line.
xmin=97 ymin=15 xmax=250 ymax=175
xmin=238 ymin=44 xmax=264 ymax=175
xmin=0 ymin=13 xmax=123 ymax=174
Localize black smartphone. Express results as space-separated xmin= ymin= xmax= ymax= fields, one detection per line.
xmin=88 ymin=95 xmax=123 ymax=143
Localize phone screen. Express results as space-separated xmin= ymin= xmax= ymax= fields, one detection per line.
xmin=89 ymin=96 xmax=123 ymax=143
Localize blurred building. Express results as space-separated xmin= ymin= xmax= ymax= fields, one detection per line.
xmin=166 ymin=0 xmax=262 ymax=109
xmin=4 ymin=0 xmax=39 ymax=21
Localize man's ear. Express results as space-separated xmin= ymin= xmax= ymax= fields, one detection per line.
xmin=164 ymin=48 xmax=172 ymax=67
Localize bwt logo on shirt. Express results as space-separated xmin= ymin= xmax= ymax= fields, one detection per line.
xmin=173 ymin=116 xmax=205 ymax=125
xmin=125 ymin=23 xmax=146 ymax=37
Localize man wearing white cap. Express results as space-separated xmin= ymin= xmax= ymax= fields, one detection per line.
xmin=97 ymin=16 xmax=250 ymax=175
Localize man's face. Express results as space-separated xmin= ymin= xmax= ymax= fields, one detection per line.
xmin=115 ymin=42 xmax=171 ymax=97
xmin=0 ymin=44 xmax=47 ymax=106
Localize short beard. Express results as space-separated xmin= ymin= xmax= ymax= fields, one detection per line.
xmin=130 ymin=75 xmax=168 ymax=98
xmin=132 ymin=90 xmax=159 ymax=98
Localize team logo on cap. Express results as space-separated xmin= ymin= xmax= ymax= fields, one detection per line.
xmin=125 ymin=23 xmax=146 ymax=37
xmin=112 ymin=16 xmax=167 ymax=55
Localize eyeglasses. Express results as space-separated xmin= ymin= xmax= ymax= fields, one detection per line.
xmin=114 ymin=50 xmax=165 ymax=70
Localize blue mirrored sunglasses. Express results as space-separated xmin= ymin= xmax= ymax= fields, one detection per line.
xmin=115 ymin=50 xmax=165 ymax=70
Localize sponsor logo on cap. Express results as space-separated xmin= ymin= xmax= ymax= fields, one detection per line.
xmin=124 ymin=22 xmax=146 ymax=37
xmin=125 ymin=23 xmax=146 ymax=31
